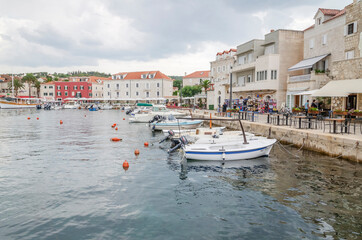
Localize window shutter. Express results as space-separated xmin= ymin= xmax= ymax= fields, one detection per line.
xmin=353 ymin=21 xmax=357 ymax=33
xmin=344 ymin=25 xmax=348 ymax=36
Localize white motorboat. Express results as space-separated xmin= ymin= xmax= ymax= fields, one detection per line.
xmin=63 ymin=101 xmax=80 ymax=109
xmin=0 ymin=97 xmax=40 ymax=109
xmin=151 ymin=117 xmax=203 ymax=131
xmin=129 ymin=105 xmax=186 ymax=123
xmin=183 ymin=136 xmax=276 ymax=161
xmin=100 ymin=103 xmax=113 ymax=110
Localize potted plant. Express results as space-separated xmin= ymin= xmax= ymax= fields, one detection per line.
xmin=333 ymin=109 xmax=348 ymax=116
xmin=308 ymin=107 xmax=320 ymax=114
xmin=351 ymin=110 xmax=362 ymax=117
xmin=292 ymin=107 xmax=303 ymax=113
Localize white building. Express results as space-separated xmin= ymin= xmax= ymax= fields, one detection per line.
xmin=105 ymin=71 xmax=173 ymax=102
xmin=209 ymin=49 xmax=237 ymax=110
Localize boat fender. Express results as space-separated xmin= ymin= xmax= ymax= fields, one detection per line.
xmin=111 ymin=138 xmax=122 ymax=142
xmin=168 ymin=130 xmax=175 ymax=136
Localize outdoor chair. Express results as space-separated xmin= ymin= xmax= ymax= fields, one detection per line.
xmin=339 ymin=119 xmax=351 ymax=134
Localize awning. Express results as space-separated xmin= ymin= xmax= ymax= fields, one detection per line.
xmin=288 ymin=54 xmax=330 ymax=71
xmin=287 ymin=87 xmax=309 ymax=94
xmin=312 ymin=79 xmax=362 ymax=97
xmin=299 ymin=89 xmax=319 ymax=95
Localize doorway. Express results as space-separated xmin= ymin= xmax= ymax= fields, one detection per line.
xmin=346 ymin=95 xmax=357 ymax=110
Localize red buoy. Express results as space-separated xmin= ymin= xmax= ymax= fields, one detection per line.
xmin=111 ymin=137 xmax=122 ymax=142
xmin=27 ymin=117 xmax=30 ymax=120
xmin=144 ymin=142 xmax=149 ymax=147
xmin=115 ymin=127 xmax=118 ymax=130
xmin=60 ymin=120 xmax=63 ymax=124
xmin=134 ymin=149 xmax=140 ymax=155
xmin=123 ymin=118 xmax=125 ymax=120
xmin=112 ymin=123 xmax=116 ymax=128
xmin=123 ymin=160 xmax=129 ymax=170
xmin=37 ymin=117 xmax=39 ymax=120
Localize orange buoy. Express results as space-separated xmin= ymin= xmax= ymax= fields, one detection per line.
xmin=60 ymin=120 xmax=63 ymax=124
xmin=123 ymin=160 xmax=129 ymax=170
xmin=37 ymin=117 xmax=39 ymax=120
xmin=27 ymin=117 xmax=30 ymax=120
xmin=112 ymin=123 xmax=116 ymax=128
xmin=111 ymin=137 xmax=122 ymax=142
xmin=115 ymin=127 xmax=118 ymax=130
xmin=134 ymin=149 xmax=140 ymax=155
xmin=144 ymin=142 xmax=149 ymax=147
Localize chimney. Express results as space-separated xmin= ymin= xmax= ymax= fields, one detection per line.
xmin=270 ymin=29 xmax=275 ymax=33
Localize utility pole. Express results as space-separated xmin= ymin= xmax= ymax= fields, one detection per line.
xmin=229 ymin=67 xmax=233 ymax=109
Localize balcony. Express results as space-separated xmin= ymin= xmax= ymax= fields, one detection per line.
xmin=289 ymin=74 xmax=311 ymax=82
xmin=232 ymin=61 xmax=256 ymax=73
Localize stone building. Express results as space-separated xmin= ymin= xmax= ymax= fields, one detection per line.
xmin=105 ymin=71 xmax=173 ymax=103
xmin=232 ymin=29 xmax=304 ymax=109
xmin=287 ymin=7 xmax=346 ymax=108
xmin=208 ymin=49 xmax=236 ymax=110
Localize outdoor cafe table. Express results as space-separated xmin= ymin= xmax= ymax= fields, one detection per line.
xmin=323 ymin=118 xmax=346 ymax=134
xmin=267 ymin=114 xmax=290 ymax=125
xmin=293 ymin=116 xmax=315 ymax=129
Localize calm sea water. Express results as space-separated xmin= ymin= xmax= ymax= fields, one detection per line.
xmin=0 ymin=109 xmax=361 ymax=240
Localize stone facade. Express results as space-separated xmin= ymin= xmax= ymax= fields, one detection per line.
xmin=209 ymin=49 xmax=236 ymax=110
xmin=344 ymin=0 xmax=362 ymax=58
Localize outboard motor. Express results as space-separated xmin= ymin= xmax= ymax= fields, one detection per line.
xmin=168 ymin=136 xmax=188 ymax=154
xmin=159 ymin=130 xmax=175 ymax=143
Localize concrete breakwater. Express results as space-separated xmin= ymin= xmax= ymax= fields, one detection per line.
xmin=188 ymin=111 xmax=361 ymax=162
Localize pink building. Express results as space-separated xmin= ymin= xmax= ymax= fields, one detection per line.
xmin=54 ymin=81 xmax=92 ymax=101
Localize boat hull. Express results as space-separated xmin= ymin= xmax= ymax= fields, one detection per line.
xmin=152 ymin=121 xmax=203 ymax=130
xmin=184 ymin=139 xmax=276 ymax=161
xmin=0 ymin=101 xmax=37 ymax=109
xmin=129 ymin=111 xmax=186 ymax=123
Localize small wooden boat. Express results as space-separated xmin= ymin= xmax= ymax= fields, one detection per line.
xmin=0 ymin=97 xmax=40 ymax=109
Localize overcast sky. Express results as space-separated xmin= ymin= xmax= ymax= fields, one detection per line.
xmin=0 ymin=0 xmax=349 ymax=76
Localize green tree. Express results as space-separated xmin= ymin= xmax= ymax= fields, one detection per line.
xmin=46 ymin=76 xmax=53 ymax=82
xmin=181 ymin=85 xmax=202 ymax=97
xmin=22 ymin=73 xmax=37 ymax=98
xmin=200 ymin=79 xmax=210 ymax=96
xmin=54 ymin=77 xmax=59 ymax=81
xmin=8 ymin=78 xmax=24 ymax=97
xmin=34 ymin=80 xmax=41 ymax=98
xmin=173 ymin=79 xmax=182 ymax=90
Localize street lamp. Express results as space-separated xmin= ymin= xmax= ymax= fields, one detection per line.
xmin=229 ymin=66 xmax=233 ymax=109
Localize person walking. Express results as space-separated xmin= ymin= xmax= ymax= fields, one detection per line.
xmin=311 ymin=99 xmax=318 ymax=108
xmin=304 ymin=100 xmax=309 ymax=115
xmin=222 ymin=102 xmax=227 ymax=117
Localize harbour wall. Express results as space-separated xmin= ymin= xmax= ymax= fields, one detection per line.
xmin=189 ymin=111 xmax=361 ymax=163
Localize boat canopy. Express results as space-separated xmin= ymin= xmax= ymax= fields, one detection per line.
xmin=137 ymin=103 xmax=153 ymax=107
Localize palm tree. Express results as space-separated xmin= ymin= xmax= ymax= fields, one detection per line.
xmin=200 ymin=79 xmax=211 ymax=108
xmin=22 ymin=73 xmax=37 ymax=98
xmin=34 ymin=80 xmax=41 ymax=98
xmin=8 ymin=78 xmax=24 ymax=97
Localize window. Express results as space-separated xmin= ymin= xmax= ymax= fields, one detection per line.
xmin=149 ymin=74 xmax=155 ymax=79
xmin=72 ymin=92 xmax=75 ymax=96
xmin=271 ymin=70 xmax=277 ymax=80
xmin=322 ymin=34 xmax=327 ymax=45
xmin=57 ymin=92 xmax=61 ymax=96
xmin=238 ymin=55 xmax=246 ymax=64
xmin=88 ymin=86 xmax=91 ymax=90
xmin=345 ymin=22 xmax=357 ymax=36
xmin=237 ymin=76 xmax=245 ymax=86
xmin=222 ymin=65 xmax=226 ymax=72
xmin=117 ymin=92 xmax=119 ymax=97
xmin=44 ymin=93 xmax=48 ymax=96
xmin=80 ymin=86 xmax=84 ymax=90
xmin=265 ymin=44 xmax=275 ymax=54
xmin=49 ymin=93 xmax=53 ymax=96
xmin=141 ymin=74 xmax=147 ymax=79
xmin=65 ymin=92 xmax=68 ymax=96
xmin=317 ymin=18 xmax=322 ymax=25
xmin=157 ymin=91 xmax=160 ymax=97
xmin=136 ymin=83 xmax=139 ymax=88
xmin=74 ymin=86 xmax=77 ymax=90
xmin=126 ymin=92 xmax=129 ymax=96
xmin=146 ymin=92 xmax=149 ymax=98
xmin=146 ymin=83 xmax=150 ymax=89
xmin=57 ymin=86 xmax=61 ymax=90
xmin=157 ymin=83 xmax=160 ymax=88
xmin=248 ymin=53 xmax=252 ymax=63
xmin=257 ymin=72 xmax=260 ymax=81
xmin=44 ymin=86 xmax=47 ymax=89
xmin=264 ymin=70 xmax=267 ymax=80
xmin=126 ymin=83 xmax=129 ymax=88
xmin=136 ymin=92 xmax=139 ymax=96
xmin=65 ymin=86 xmax=68 ymax=90
xmin=107 ymin=92 xmax=110 ymax=96
xmin=217 ymin=66 xmax=221 ymax=72
xmin=89 ymin=93 xmax=92 ymax=97
xmin=345 ymin=50 xmax=354 ymax=59
xmin=309 ymin=39 xmax=314 ymax=49
xmin=247 ymin=75 xmax=252 ymax=83
xmin=116 ymin=84 xmax=119 ymax=89
xmin=107 ymin=84 xmax=110 ymax=88
xmin=49 ymin=86 xmax=53 ymax=89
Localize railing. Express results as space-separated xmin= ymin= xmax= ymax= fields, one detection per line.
xmin=289 ymin=74 xmax=311 ymax=82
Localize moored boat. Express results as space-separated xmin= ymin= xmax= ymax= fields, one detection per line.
xmin=0 ymin=97 xmax=40 ymax=109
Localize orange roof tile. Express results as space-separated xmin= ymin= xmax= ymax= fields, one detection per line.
xmin=112 ymin=71 xmax=171 ymax=80
xmin=323 ymin=8 xmax=346 ymax=23
xmin=319 ymin=8 xmax=341 ymax=16
xmin=184 ymin=71 xmax=210 ymax=79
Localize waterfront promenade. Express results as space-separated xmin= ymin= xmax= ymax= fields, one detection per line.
xmin=184 ymin=109 xmax=362 ymax=162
